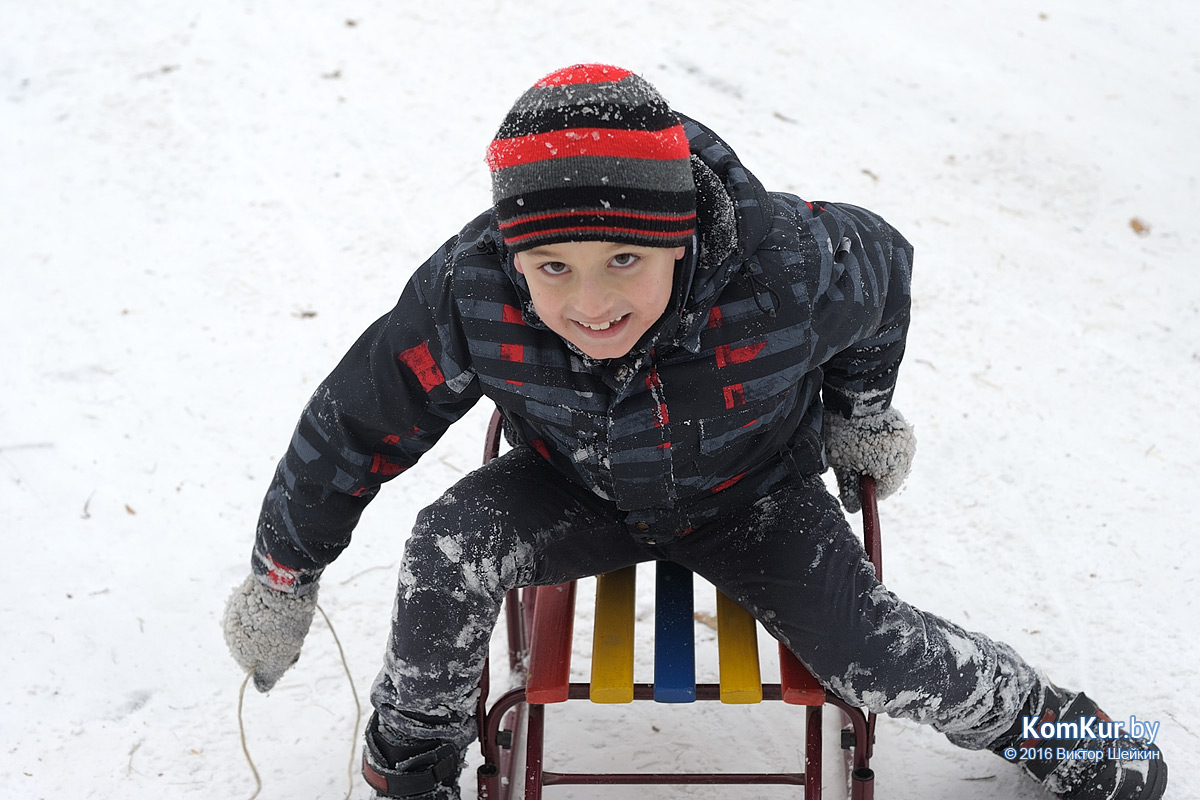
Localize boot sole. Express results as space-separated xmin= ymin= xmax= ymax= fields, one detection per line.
xmin=1139 ymin=757 xmax=1167 ymax=800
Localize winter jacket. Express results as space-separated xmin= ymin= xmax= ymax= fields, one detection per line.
xmin=251 ymin=117 xmax=913 ymax=592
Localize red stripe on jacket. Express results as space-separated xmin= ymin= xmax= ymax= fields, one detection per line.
xmin=715 ymin=341 xmax=767 ymax=367
xmin=397 ymin=342 xmax=445 ymax=392
xmin=501 ymin=304 xmax=525 ymax=325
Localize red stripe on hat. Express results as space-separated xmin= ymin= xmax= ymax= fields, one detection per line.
xmin=534 ymin=64 xmax=633 ymax=87
xmin=487 ymin=125 xmax=690 ymax=170
xmin=498 ymin=208 xmax=696 ymax=231
xmin=502 ymin=221 xmax=695 ymax=247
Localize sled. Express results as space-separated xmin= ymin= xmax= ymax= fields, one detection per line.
xmin=475 ymin=410 xmax=881 ymax=799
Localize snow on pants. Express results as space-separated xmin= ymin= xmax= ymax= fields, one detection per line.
xmin=370 ymin=445 xmax=1038 ymax=751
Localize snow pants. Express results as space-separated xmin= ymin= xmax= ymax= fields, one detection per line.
xmin=370 ymin=445 xmax=1038 ymax=752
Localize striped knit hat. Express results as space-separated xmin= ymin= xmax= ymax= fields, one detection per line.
xmin=486 ymin=64 xmax=697 ymax=252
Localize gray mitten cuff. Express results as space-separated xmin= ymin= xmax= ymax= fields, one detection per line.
xmin=824 ymin=405 xmax=916 ymax=513
xmin=222 ymin=573 xmax=318 ymax=692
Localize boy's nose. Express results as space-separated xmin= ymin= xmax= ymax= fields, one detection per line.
xmin=571 ymin=275 xmax=618 ymax=318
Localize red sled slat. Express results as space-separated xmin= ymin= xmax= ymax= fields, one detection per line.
xmin=525 ymin=582 xmax=577 ymax=704
xmin=779 ymin=643 xmax=826 ymax=706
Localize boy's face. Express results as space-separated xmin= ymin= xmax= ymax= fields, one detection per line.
xmin=514 ymin=241 xmax=685 ymax=360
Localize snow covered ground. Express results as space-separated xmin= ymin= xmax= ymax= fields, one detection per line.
xmin=3 ymin=1 xmax=1197 ymax=798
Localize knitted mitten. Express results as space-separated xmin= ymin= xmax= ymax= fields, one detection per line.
xmin=824 ymin=406 xmax=916 ymax=513
xmin=222 ymin=573 xmax=317 ymax=692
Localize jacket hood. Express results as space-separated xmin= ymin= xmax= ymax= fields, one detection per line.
xmin=672 ymin=114 xmax=774 ymax=352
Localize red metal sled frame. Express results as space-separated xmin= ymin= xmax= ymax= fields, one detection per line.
xmin=475 ymin=410 xmax=882 ymax=799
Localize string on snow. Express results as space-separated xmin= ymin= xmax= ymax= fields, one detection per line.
xmin=237 ymin=602 xmax=362 ymax=800
xmin=236 ymin=673 xmax=261 ymax=799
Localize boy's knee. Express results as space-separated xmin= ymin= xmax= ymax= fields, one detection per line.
xmin=404 ymin=500 xmax=533 ymax=597
xmin=798 ymin=583 xmax=919 ymax=685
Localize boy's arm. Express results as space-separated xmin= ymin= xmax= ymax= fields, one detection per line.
xmin=806 ymin=202 xmax=914 ymax=418
xmin=804 ymin=202 xmax=915 ymax=510
xmin=251 ymin=235 xmax=482 ymax=594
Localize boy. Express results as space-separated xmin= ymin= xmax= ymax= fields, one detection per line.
xmin=222 ymin=64 xmax=1167 ymax=799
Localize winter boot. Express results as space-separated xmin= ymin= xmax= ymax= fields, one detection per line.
xmin=361 ymin=712 xmax=463 ymax=799
xmin=991 ymin=681 xmax=1167 ymax=799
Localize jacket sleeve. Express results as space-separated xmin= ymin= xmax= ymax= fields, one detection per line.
xmin=250 ymin=232 xmax=483 ymax=594
xmin=805 ymin=202 xmax=914 ymax=420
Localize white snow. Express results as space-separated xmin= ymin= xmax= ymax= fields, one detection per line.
xmin=3 ymin=2 xmax=1198 ymax=799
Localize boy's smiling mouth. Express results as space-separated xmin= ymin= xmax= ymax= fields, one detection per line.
xmin=574 ymin=313 xmax=629 ymax=333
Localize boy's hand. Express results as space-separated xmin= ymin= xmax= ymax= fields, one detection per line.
xmin=222 ymin=574 xmax=318 ymax=692
xmin=824 ymin=406 xmax=916 ymax=513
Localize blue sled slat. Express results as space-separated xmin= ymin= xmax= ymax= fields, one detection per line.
xmin=654 ymin=561 xmax=696 ymax=702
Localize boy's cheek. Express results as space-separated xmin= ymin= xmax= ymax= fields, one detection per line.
xmin=523 ymin=285 xmax=553 ymax=317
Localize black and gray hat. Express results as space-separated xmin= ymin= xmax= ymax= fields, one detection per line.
xmin=485 ymin=64 xmax=697 ymax=252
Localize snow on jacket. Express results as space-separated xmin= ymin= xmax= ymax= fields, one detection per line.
xmin=251 ymin=117 xmax=913 ymax=593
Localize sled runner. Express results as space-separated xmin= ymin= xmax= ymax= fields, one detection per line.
xmin=475 ymin=410 xmax=881 ymax=799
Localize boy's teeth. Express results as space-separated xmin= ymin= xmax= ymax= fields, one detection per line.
xmin=581 ymin=317 xmax=620 ymax=331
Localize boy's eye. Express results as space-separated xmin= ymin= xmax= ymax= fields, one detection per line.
xmin=539 ymin=262 xmax=570 ymax=276
xmin=610 ymin=253 xmax=639 ymax=268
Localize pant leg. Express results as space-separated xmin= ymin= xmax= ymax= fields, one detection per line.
xmin=667 ymin=472 xmax=1038 ymax=751
xmin=370 ymin=446 xmax=653 ymax=749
